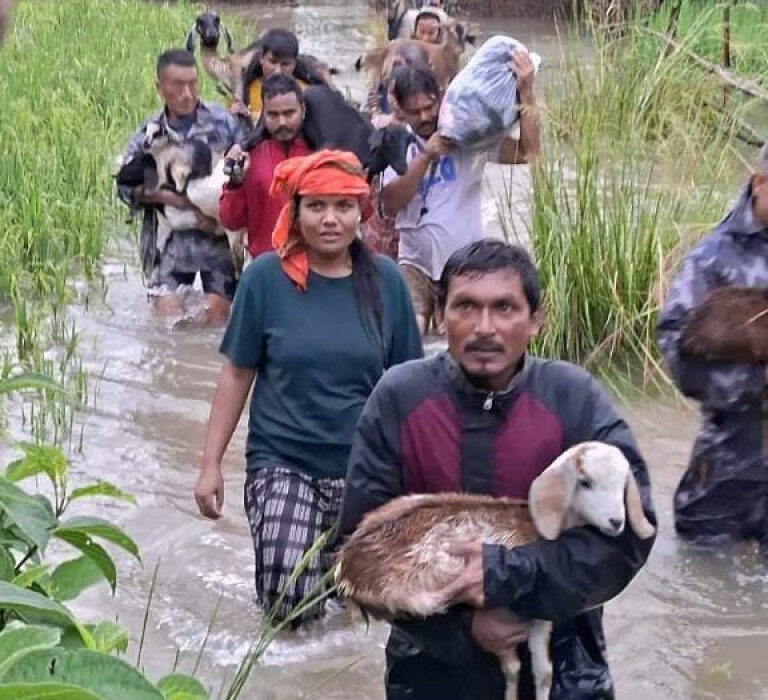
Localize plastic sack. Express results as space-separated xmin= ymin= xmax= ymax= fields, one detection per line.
xmin=438 ymin=35 xmax=541 ymax=150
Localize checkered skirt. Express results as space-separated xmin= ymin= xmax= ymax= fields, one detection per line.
xmin=244 ymin=464 xmax=344 ymax=625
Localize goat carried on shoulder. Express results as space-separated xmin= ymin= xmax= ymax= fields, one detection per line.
xmin=336 ymin=441 xmax=655 ymax=700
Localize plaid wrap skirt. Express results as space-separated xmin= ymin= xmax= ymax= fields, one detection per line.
xmin=244 ymin=464 xmax=344 ymax=626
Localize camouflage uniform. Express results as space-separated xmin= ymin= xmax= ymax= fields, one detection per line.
xmin=657 ymin=184 xmax=768 ymax=545
xmin=117 ymin=102 xmax=243 ymax=300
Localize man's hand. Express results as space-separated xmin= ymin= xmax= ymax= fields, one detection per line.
xmin=423 ymin=132 xmax=455 ymax=162
xmin=438 ymin=541 xmax=485 ymax=607
xmin=195 ymin=462 xmax=224 ymax=519
xmin=224 ymin=144 xmax=251 ymax=186
xmin=509 ymin=47 xmax=535 ymax=97
xmin=193 ymin=209 xmax=220 ymax=234
xmin=471 ymin=608 xmax=528 ymax=658
xmin=228 ymin=99 xmax=251 ymax=119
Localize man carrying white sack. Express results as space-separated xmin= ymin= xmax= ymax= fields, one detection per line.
xmin=381 ymin=44 xmax=540 ymax=335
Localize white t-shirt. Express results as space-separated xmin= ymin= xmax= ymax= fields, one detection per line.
xmin=382 ymin=136 xmax=500 ymax=281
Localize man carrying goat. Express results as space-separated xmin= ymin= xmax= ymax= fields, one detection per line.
xmin=118 ymin=49 xmax=243 ymax=324
xmin=338 ymin=239 xmax=656 ymax=699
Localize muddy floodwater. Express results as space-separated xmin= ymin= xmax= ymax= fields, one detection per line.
xmin=14 ymin=1 xmax=768 ymax=698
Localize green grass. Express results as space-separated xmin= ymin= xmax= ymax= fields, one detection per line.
xmin=501 ymin=3 xmax=761 ymax=392
xmin=0 ymin=0 xmax=254 ymax=440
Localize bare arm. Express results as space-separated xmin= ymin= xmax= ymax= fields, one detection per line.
xmin=498 ymin=49 xmax=541 ymax=166
xmin=134 ymin=187 xmax=190 ymax=208
xmin=194 ymin=359 xmax=256 ymax=519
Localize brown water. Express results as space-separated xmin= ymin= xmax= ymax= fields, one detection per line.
xmin=16 ymin=2 xmax=768 ymax=698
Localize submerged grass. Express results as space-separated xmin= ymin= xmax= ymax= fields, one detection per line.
xmin=502 ymin=2 xmax=761 ymax=392
xmin=0 ymin=0 xmax=253 ymax=441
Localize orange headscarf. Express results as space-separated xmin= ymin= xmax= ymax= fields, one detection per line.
xmin=270 ymin=150 xmax=372 ymax=291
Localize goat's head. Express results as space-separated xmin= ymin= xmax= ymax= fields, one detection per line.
xmin=528 ymin=442 xmax=656 ymax=541
xmin=141 ymin=121 xmax=170 ymax=151
xmin=186 ymin=11 xmax=233 ymax=54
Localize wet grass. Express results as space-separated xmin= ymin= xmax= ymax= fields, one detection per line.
xmin=0 ymin=0 xmax=252 ymax=441
xmin=501 ymin=3 xmax=761 ymax=392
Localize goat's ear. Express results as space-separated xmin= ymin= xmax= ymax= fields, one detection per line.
xmin=529 ymin=448 xmax=578 ymax=540
xmin=223 ymin=25 xmax=234 ymax=54
xmin=626 ymin=471 xmax=655 ymax=540
xmin=185 ymin=28 xmax=197 ymax=54
xmin=169 ymin=162 xmax=191 ymax=194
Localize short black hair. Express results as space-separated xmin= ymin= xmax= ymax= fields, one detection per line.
xmin=391 ymin=65 xmax=440 ymax=106
xmin=437 ymin=239 xmax=541 ymax=313
xmin=261 ymin=28 xmax=299 ymax=59
xmin=156 ymin=49 xmax=197 ymax=78
xmin=261 ymin=73 xmax=304 ymax=105
xmin=415 ymin=10 xmax=442 ymax=27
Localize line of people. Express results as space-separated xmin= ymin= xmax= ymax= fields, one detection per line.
xmin=117 ymin=10 xmax=768 ymax=699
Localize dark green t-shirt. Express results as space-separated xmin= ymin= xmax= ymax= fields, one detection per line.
xmin=220 ymin=252 xmax=423 ymax=479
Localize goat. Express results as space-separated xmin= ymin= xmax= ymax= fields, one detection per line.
xmin=355 ymin=19 xmax=468 ymax=94
xmin=185 ymin=11 xmax=259 ymax=102
xmin=336 ymin=441 xmax=655 ymax=700
xmin=119 ymin=121 xmax=244 ymax=265
xmin=186 ymin=12 xmax=337 ymax=104
xmin=680 ymin=286 xmax=768 ymax=364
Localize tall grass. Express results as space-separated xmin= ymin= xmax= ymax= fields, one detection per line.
xmin=502 ymin=4 xmax=760 ymax=391
xmin=0 ymin=0 xmax=253 ymax=440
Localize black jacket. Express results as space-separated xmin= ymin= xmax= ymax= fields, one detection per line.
xmin=338 ymin=353 xmax=657 ymax=699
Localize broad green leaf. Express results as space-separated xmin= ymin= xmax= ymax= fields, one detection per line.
xmin=0 ymin=478 xmax=55 ymax=552
xmin=156 ymin=675 xmax=208 ymax=700
xmin=89 ymin=621 xmax=128 ymax=654
xmin=68 ymin=483 xmax=136 ymax=506
xmin=1 ymin=648 xmax=164 ymax=700
xmin=0 ymin=547 xmax=15 ymax=581
xmin=12 ymin=564 xmax=50 ymax=590
xmin=0 ymin=625 xmax=60 ymax=678
xmin=54 ymin=517 xmax=139 ymax=560
xmin=6 ymin=444 xmax=68 ymax=491
xmin=0 ymin=581 xmax=76 ymax=629
xmin=0 ymin=682 xmax=104 ymax=699
xmin=52 ymin=531 xmax=116 ymax=594
xmin=0 ymin=527 xmax=35 ymax=555
xmin=49 ymin=557 xmax=105 ymax=602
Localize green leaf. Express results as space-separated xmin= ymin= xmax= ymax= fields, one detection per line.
xmin=49 ymin=557 xmax=106 ymax=602
xmin=0 ymin=682 xmax=104 ymax=699
xmin=0 ymin=625 xmax=61 ymax=678
xmin=52 ymin=531 xmax=116 ymax=594
xmin=1 ymin=649 xmax=164 ymax=700
xmin=68 ymin=483 xmax=136 ymax=506
xmin=0 ymin=581 xmax=75 ymax=627
xmin=6 ymin=444 xmax=68 ymax=491
xmin=156 ymin=675 xmax=208 ymax=700
xmin=89 ymin=621 xmax=128 ymax=654
xmin=0 ymin=547 xmax=15 ymax=581
xmin=0 ymin=477 xmax=55 ymax=552
xmin=12 ymin=565 xmax=50 ymax=590
xmin=0 ymin=372 xmax=69 ymax=399
xmin=54 ymin=518 xmax=139 ymax=560
xmin=0 ymin=527 xmax=35 ymax=556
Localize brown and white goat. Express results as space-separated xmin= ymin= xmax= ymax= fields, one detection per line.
xmin=336 ymin=441 xmax=655 ymax=700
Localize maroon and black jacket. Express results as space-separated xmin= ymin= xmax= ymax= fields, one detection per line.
xmin=338 ymin=352 xmax=656 ymax=700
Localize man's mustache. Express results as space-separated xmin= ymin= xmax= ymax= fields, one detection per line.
xmin=464 ymin=342 xmax=504 ymax=353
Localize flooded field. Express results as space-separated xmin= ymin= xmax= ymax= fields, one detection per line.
xmin=7 ymin=1 xmax=768 ymax=698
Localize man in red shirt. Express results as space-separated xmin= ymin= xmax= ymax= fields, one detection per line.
xmin=220 ymin=74 xmax=312 ymax=258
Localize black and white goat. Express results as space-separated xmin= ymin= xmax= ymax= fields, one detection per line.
xmin=117 ymin=121 xmax=243 ymax=263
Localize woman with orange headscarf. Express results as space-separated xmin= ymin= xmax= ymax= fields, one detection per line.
xmin=194 ymin=150 xmax=422 ymax=625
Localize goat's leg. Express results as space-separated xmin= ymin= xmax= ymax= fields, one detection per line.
xmin=528 ymin=620 xmax=553 ymax=700
xmin=499 ymin=650 xmax=520 ymax=700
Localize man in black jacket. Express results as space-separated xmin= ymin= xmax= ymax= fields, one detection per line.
xmin=338 ymin=239 xmax=656 ymax=699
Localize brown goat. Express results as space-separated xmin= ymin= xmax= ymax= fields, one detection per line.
xmin=356 ymin=22 xmax=465 ymax=94
xmin=336 ymin=442 xmax=655 ymax=700
xmin=680 ymin=286 xmax=768 ymax=364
